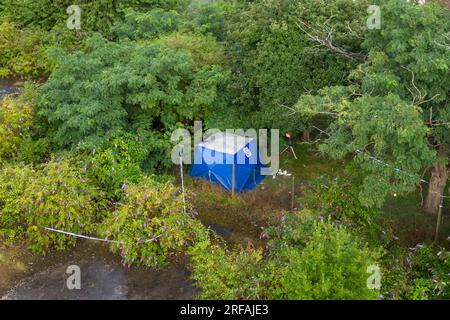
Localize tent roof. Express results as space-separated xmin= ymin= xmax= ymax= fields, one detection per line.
xmin=198 ymin=132 xmax=254 ymax=155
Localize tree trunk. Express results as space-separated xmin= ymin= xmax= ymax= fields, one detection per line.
xmin=423 ymin=162 xmax=448 ymax=215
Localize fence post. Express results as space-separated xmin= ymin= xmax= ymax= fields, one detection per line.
xmin=291 ymin=176 xmax=295 ymax=211
xmin=434 ymin=195 xmax=443 ymax=243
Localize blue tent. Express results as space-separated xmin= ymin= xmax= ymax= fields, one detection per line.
xmin=190 ymin=132 xmax=265 ymax=192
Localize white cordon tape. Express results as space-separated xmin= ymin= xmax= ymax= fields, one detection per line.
xmin=311 ymin=125 xmax=448 ymax=198
xmin=43 ymin=226 xmax=161 ymax=243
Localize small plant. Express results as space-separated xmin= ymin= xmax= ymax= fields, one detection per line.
xmin=381 ymin=244 xmax=450 ymax=300
xmin=306 ymin=175 xmax=380 ymax=226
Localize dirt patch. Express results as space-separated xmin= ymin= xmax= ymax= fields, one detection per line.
xmin=1 ymin=241 xmax=197 ymax=300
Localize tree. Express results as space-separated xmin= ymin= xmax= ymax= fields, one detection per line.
xmin=38 ymin=28 xmax=230 ymax=169
xmin=295 ymin=0 xmax=449 ymax=213
xmin=0 ymin=0 xmax=190 ymax=33
xmin=225 ymin=0 xmax=369 ymax=134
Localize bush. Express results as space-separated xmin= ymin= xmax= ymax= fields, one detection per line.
xmin=0 ymin=158 xmax=107 ymax=253
xmin=272 ymin=220 xmax=382 ymax=300
xmin=0 ymin=86 xmax=51 ymax=163
xmin=0 ymin=22 xmax=50 ymax=79
xmin=189 ymin=238 xmax=264 ymax=299
xmin=0 ymin=0 xmax=190 ymax=33
xmin=265 ymin=209 xmax=318 ymax=249
xmin=82 ymin=134 xmax=147 ymax=200
xmin=99 ymin=178 xmax=205 ymax=268
xmin=381 ymin=244 xmax=450 ymax=300
xmin=306 ymin=176 xmax=380 ymax=225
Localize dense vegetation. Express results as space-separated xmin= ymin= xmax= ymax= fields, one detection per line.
xmin=0 ymin=0 xmax=449 ymax=300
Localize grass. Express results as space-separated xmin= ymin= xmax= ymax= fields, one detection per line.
xmin=380 ymin=193 xmax=450 ymax=247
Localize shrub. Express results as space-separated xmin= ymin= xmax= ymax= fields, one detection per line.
xmin=0 ymin=158 xmax=107 ymax=253
xmin=112 ymin=8 xmax=181 ymax=40
xmin=265 ymin=209 xmax=318 ymax=249
xmin=307 ymin=176 xmax=380 ymax=225
xmin=99 ymin=178 xmax=205 ymax=268
xmin=0 ymin=22 xmax=51 ymax=79
xmin=189 ymin=238 xmax=264 ymax=299
xmin=0 ymin=86 xmax=51 ymax=163
xmin=189 ymin=211 xmax=382 ymax=300
xmin=82 ymin=134 xmax=147 ymax=200
xmin=272 ymin=220 xmax=382 ymax=300
xmin=381 ymin=244 xmax=450 ymax=300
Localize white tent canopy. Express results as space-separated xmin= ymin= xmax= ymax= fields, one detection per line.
xmin=198 ymin=132 xmax=254 ymax=155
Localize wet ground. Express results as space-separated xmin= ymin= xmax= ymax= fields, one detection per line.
xmin=0 ymin=87 xmax=18 ymax=100
xmin=0 ymin=83 xmax=20 ymax=100
xmin=1 ymin=241 xmax=197 ymax=300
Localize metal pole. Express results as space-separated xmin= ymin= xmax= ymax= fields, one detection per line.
xmin=434 ymin=195 xmax=443 ymax=244
xmin=232 ymin=163 xmax=235 ymax=197
xmin=180 ymin=156 xmax=186 ymax=214
xmin=291 ymin=176 xmax=295 ymax=211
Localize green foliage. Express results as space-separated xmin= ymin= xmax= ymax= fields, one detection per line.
xmin=265 ymin=209 xmax=319 ymax=249
xmin=296 ymin=87 xmax=436 ymax=207
xmin=112 ymin=8 xmax=181 ymax=40
xmin=360 ymin=0 xmax=450 ymax=147
xmin=382 ymin=244 xmax=450 ymax=300
xmin=0 ymin=22 xmax=50 ymax=79
xmin=184 ymin=0 xmax=232 ymax=40
xmin=225 ymin=0 xmax=368 ymax=131
xmin=306 ymin=176 xmax=381 ymax=225
xmin=112 ymin=2 xmax=232 ymax=41
xmin=189 ymin=238 xmax=264 ymax=299
xmin=99 ymin=178 xmax=205 ymax=268
xmin=82 ymin=134 xmax=147 ymax=200
xmin=0 ymin=0 xmax=190 ymax=33
xmin=0 ymin=86 xmax=51 ymax=163
xmin=295 ymin=0 xmax=449 ymax=208
xmin=189 ymin=211 xmax=382 ymax=300
xmin=38 ymin=32 xmax=229 ymax=167
xmin=0 ymin=158 xmax=107 ymax=253
xmin=272 ymin=219 xmax=381 ymax=300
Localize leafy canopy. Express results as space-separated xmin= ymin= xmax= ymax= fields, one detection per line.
xmin=38 ymin=30 xmax=229 ymax=169
xmin=295 ymin=0 xmax=449 ymax=206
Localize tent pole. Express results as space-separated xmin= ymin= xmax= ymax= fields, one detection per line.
xmin=232 ymin=163 xmax=235 ymax=197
